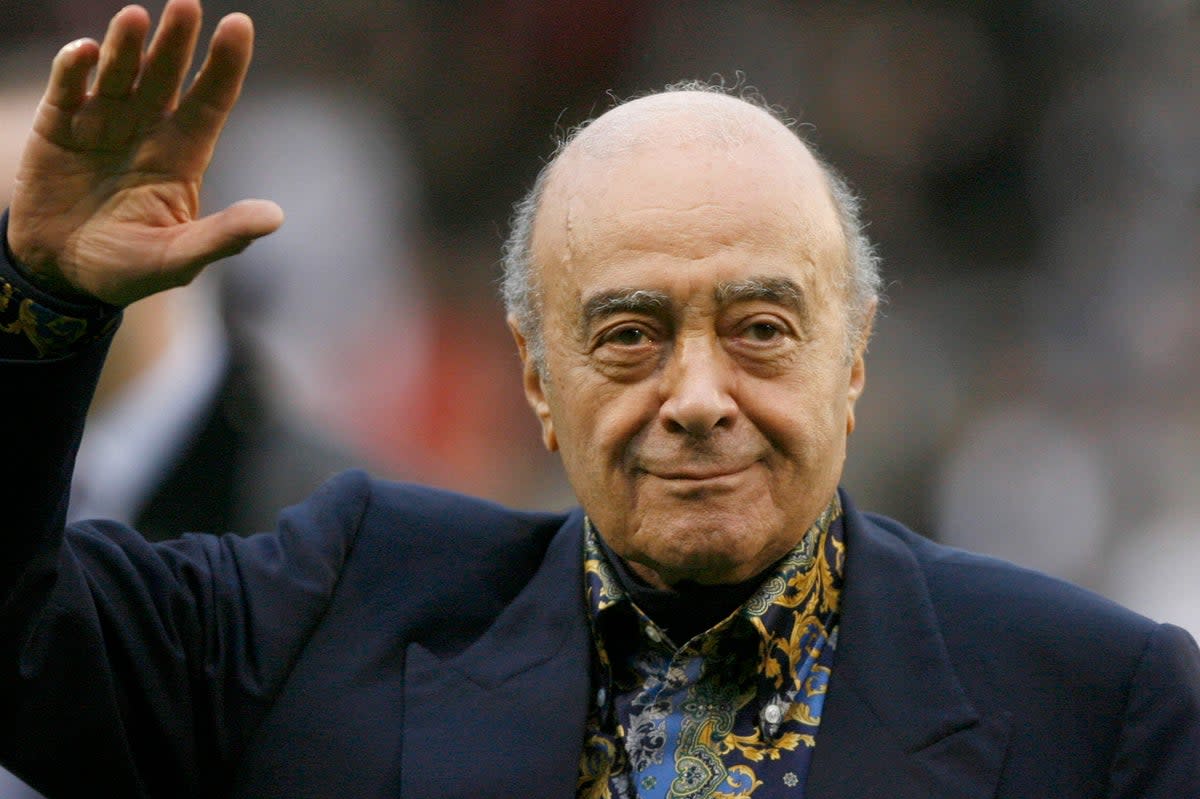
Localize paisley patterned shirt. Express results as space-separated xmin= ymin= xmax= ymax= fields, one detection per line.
xmin=579 ymin=496 xmax=845 ymax=799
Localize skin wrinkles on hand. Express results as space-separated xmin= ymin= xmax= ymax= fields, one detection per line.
xmin=6 ymin=0 xmax=283 ymax=306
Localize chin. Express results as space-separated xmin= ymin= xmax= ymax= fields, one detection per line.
xmin=641 ymin=523 xmax=776 ymax=586
xmin=650 ymin=556 xmax=762 ymax=588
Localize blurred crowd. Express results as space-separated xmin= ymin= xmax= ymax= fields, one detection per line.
xmin=0 ymin=4 xmax=1196 ymax=774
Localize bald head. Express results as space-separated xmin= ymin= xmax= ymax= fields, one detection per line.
xmin=560 ymin=89 xmax=791 ymax=161
xmin=501 ymin=84 xmax=880 ymax=371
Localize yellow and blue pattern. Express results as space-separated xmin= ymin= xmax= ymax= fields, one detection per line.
xmin=579 ymin=496 xmax=844 ymax=798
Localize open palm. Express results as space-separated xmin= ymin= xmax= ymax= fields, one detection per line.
xmin=7 ymin=0 xmax=282 ymax=307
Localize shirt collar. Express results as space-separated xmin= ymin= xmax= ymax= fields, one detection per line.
xmin=583 ymin=494 xmax=845 ymax=671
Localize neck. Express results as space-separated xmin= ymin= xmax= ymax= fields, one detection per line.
xmin=595 ymin=532 xmax=767 ymax=643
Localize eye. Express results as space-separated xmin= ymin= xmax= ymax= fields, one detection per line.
xmin=733 ymin=314 xmax=795 ymax=345
xmin=592 ymin=322 xmax=660 ymax=375
xmin=743 ymin=321 xmax=784 ymax=342
xmin=601 ymin=324 xmax=652 ymax=348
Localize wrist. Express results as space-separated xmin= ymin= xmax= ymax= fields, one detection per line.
xmin=1 ymin=209 xmax=120 ymax=359
xmin=4 ymin=226 xmax=97 ymax=306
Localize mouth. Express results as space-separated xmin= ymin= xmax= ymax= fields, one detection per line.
xmin=640 ymin=461 xmax=758 ymax=482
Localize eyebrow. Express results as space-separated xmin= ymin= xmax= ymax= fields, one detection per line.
xmin=581 ymin=288 xmax=673 ymax=329
xmin=578 ymin=275 xmax=809 ymax=332
xmin=714 ymin=276 xmax=808 ymax=322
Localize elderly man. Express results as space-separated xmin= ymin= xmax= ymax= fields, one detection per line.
xmin=1 ymin=2 xmax=1196 ymax=798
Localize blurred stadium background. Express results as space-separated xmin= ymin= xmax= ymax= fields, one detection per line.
xmin=2 ymin=0 xmax=1196 ymax=640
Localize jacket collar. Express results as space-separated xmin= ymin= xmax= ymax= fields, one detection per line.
xmin=304 ymin=490 xmax=1011 ymax=798
xmin=806 ymin=490 xmax=1010 ymax=798
xmin=400 ymin=491 xmax=1013 ymax=798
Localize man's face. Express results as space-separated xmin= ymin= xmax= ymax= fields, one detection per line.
xmin=515 ymin=101 xmax=869 ymax=588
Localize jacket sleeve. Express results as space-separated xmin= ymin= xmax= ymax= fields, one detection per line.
xmin=0 ymin=220 xmax=372 ymax=797
xmin=1106 ymin=622 xmax=1200 ymax=798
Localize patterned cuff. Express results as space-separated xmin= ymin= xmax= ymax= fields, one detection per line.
xmin=1 ymin=210 xmax=120 ymax=360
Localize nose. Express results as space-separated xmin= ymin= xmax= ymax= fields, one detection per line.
xmin=658 ymin=335 xmax=739 ymax=436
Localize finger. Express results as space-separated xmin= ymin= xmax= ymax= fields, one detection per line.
xmin=173 ymin=13 xmax=254 ymax=140
xmin=164 ymin=198 xmax=284 ymax=273
xmin=44 ymin=39 xmax=99 ymax=112
xmin=35 ymin=39 xmax=100 ymax=143
xmin=135 ymin=0 xmax=203 ymax=113
xmin=93 ymin=5 xmax=151 ymax=99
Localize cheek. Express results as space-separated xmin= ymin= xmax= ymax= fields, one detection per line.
xmin=760 ymin=369 xmax=850 ymax=455
xmin=557 ymin=366 xmax=656 ymax=442
xmin=545 ymin=377 xmax=626 ymax=480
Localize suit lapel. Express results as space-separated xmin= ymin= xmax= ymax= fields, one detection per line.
xmin=231 ymin=510 xmax=591 ymax=799
xmin=807 ymin=493 xmax=1011 ymax=798
xmin=399 ymin=511 xmax=591 ymax=798
xmin=234 ymin=494 xmax=1008 ymax=798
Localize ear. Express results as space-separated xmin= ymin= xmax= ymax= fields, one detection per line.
xmin=845 ymin=300 xmax=876 ymax=436
xmin=509 ymin=315 xmax=558 ymax=452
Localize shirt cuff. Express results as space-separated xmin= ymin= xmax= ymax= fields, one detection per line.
xmin=0 ymin=209 xmax=121 ymax=360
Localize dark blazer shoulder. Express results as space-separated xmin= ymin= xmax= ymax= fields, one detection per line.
xmin=864 ymin=508 xmax=1161 ymax=653
xmin=819 ymin=493 xmax=1200 ymax=798
xmin=328 ymin=475 xmax=577 ymax=651
xmin=356 ymin=475 xmax=569 ymax=543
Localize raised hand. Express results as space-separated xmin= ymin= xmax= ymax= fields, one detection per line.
xmin=6 ymin=0 xmax=283 ymax=307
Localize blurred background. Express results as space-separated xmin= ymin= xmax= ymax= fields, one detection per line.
xmin=0 ymin=6 xmax=1196 ymax=789
xmin=3 ymin=0 xmax=1197 ymax=621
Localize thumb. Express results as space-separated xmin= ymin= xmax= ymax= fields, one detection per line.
xmin=167 ymin=198 xmax=285 ymax=271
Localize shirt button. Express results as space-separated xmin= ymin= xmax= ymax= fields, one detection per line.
xmin=763 ymin=703 xmax=783 ymax=725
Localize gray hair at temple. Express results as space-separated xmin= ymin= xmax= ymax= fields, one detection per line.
xmin=500 ymin=81 xmax=882 ymax=373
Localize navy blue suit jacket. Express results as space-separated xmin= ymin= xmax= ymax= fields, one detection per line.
xmin=2 ymin=334 xmax=1198 ymax=798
